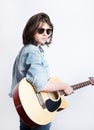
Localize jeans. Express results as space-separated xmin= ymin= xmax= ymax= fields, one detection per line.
xmin=20 ymin=120 xmax=51 ymax=130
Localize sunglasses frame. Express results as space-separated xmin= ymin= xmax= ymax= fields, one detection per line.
xmin=37 ymin=28 xmax=53 ymax=35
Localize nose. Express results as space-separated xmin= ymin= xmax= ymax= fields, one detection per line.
xmin=43 ymin=30 xmax=48 ymax=35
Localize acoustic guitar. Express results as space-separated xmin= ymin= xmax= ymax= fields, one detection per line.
xmin=13 ymin=76 xmax=94 ymax=128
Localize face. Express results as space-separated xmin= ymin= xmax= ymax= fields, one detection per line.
xmin=33 ymin=22 xmax=52 ymax=46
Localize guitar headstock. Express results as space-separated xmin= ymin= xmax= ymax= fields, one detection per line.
xmin=89 ymin=77 xmax=94 ymax=85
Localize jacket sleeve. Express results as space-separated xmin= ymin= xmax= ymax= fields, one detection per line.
xmin=25 ymin=50 xmax=50 ymax=92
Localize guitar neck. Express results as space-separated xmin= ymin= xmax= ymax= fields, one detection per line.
xmin=71 ymin=80 xmax=91 ymax=90
xmin=59 ymin=79 xmax=91 ymax=96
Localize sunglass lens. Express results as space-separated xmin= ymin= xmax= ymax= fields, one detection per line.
xmin=38 ymin=28 xmax=44 ymax=34
xmin=47 ymin=29 xmax=52 ymax=35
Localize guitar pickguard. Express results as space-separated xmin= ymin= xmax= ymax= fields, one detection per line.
xmin=45 ymin=98 xmax=61 ymax=112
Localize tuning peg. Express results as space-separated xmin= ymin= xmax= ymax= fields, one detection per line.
xmin=89 ymin=77 xmax=94 ymax=85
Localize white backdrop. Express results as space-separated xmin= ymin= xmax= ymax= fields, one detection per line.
xmin=0 ymin=0 xmax=94 ymax=130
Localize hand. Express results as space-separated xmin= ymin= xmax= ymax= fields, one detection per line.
xmin=63 ymin=86 xmax=74 ymax=95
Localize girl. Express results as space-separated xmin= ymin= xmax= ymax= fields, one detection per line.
xmin=10 ymin=12 xmax=73 ymax=130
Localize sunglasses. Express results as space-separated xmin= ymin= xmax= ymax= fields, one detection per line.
xmin=37 ymin=28 xmax=53 ymax=35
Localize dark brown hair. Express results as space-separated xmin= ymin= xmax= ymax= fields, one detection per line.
xmin=22 ymin=12 xmax=54 ymax=46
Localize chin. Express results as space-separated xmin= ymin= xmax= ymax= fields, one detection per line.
xmin=41 ymin=41 xmax=46 ymax=45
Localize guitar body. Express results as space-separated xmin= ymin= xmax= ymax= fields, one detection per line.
xmin=13 ymin=77 xmax=68 ymax=128
xmin=13 ymin=76 xmax=94 ymax=127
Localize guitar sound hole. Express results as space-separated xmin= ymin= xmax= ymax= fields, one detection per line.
xmin=48 ymin=92 xmax=59 ymax=101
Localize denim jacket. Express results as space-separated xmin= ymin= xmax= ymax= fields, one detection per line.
xmin=9 ymin=44 xmax=50 ymax=97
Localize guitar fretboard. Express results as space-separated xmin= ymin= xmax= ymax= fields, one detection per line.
xmin=59 ymin=80 xmax=91 ymax=96
xmin=71 ymin=80 xmax=91 ymax=90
